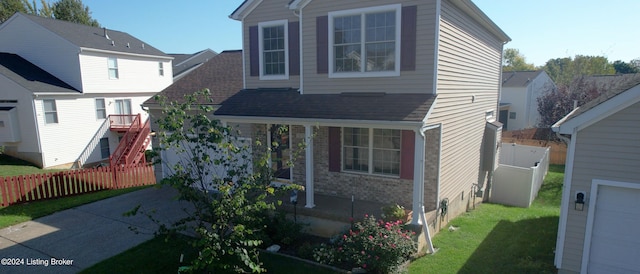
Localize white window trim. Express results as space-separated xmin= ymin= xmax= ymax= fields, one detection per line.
xmin=328 ymin=4 xmax=402 ymax=78
xmin=341 ymin=127 xmax=401 ymax=178
xmin=42 ymin=99 xmax=58 ymax=125
xmin=258 ymin=19 xmax=289 ymax=80
xmin=158 ymin=62 xmax=164 ymax=76
xmin=108 ymin=57 xmax=119 ymax=79
xmin=95 ymin=98 xmax=106 ymax=120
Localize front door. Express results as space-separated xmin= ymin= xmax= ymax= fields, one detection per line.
xmin=270 ymin=124 xmax=290 ymax=180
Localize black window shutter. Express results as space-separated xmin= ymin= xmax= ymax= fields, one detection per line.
xmin=400 ymin=6 xmax=417 ymax=71
xmin=288 ymin=21 xmax=300 ymax=76
xmin=316 ymin=16 xmax=328 ymax=74
xmin=249 ymin=25 xmax=259 ymax=77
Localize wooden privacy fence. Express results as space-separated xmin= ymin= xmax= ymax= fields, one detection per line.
xmin=0 ymin=163 xmax=156 ymax=207
xmin=502 ymin=137 xmax=567 ymax=165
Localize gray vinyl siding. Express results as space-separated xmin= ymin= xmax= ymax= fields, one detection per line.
xmin=429 ymin=0 xmax=503 ymax=211
xmin=300 ymin=0 xmax=436 ymax=94
xmin=559 ymin=101 xmax=640 ymax=273
xmin=243 ymin=0 xmax=300 ymax=89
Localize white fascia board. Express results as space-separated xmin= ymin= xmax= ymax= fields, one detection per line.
xmin=230 ymin=0 xmax=263 ymax=21
xmin=214 ymin=115 xmax=423 ymax=130
xmin=555 ymin=84 xmax=640 ymax=134
xmin=79 ymin=47 xmax=174 ymax=60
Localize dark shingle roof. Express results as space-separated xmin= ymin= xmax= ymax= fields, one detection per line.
xmin=215 ymin=89 xmax=436 ymax=122
xmin=0 ymin=52 xmax=79 ymax=93
xmin=561 ymin=74 xmax=640 ymax=123
xmin=502 ymin=70 xmax=544 ymax=87
xmin=144 ymin=50 xmax=243 ymax=106
xmin=18 ymin=13 xmax=168 ymax=57
xmin=169 ymin=49 xmax=218 ymax=78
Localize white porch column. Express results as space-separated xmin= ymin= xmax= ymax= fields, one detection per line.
xmin=304 ymin=125 xmax=315 ymax=208
xmin=412 ymin=129 xmax=426 ymax=225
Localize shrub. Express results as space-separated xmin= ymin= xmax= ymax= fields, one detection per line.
xmin=381 ymin=204 xmax=406 ymax=223
xmin=263 ymin=212 xmax=305 ymax=246
xmin=314 ymin=215 xmax=417 ymax=274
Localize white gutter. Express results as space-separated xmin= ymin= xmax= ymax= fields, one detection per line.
xmin=216 ymin=115 xmax=423 ymax=130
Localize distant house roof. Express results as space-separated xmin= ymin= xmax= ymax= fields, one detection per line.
xmin=214 ymin=89 xmax=436 ymax=123
xmin=169 ymin=49 xmax=218 ymax=79
xmin=0 ymin=52 xmax=79 ymax=93
xmin=11 ymin=13 xmax=169 ymax=58
xmin=501 ymin=70 xmax=544 ymax=88
xmin=553 ymin=74 xmax=640 ymax=134
xmin=144 ymin=50 xmax=243 ymax=106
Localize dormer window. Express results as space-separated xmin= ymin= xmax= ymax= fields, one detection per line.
xmin=108 ymin=57 xmax=119 ymax=79
xmin=259 ymin=20 xmax=289 ymax=80
xmin=329 ymin=4 xmax=401 ymax=78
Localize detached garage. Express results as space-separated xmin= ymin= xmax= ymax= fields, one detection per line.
xmin=552 ymin=77 xmax=640 ymax=274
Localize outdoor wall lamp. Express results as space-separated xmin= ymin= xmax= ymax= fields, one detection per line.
xmin=575 ymin=192 xmax=585 ymax=211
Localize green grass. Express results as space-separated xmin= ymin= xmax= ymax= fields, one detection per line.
xmin=0 ymin=154 xmax=60 ymax=177
xmin=82 ymin=234 xmax=342 ymax=274
xmin=408 ymin=165 xmax=565 ymax=274
xmin=0 ymin=186 xmax=150 ymax=228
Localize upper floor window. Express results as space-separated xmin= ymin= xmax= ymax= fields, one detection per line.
xmin=343 ymin=127 xmax=401 ymax=176
xmin=43 ymin=99 xmax=58 ymax=124
xmin=108 ymin=57 xmax=119 ymax=79
xmin=158 ymin=62 xmax=164 ymax=76
xmin=259 ymin=20 xmax=288 ymax=80
xmin=95 ymin=99 xmax=106 ymax=119
xmin=329 ymin=4 xmax=401 ymax=78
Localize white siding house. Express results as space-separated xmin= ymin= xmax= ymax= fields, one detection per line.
xmin=552 ymin=78 xmax=640 ymax=274
xmin=0 ymin=13 xmax=172 ymax=168
xmin=500 ymin=70 xmax=555 ymax=130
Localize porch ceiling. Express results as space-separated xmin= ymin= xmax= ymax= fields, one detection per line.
xmin=214 ymin=88 xmax=436 ymax=123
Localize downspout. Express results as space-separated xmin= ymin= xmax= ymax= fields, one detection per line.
xmin=292 ymin=7 xmax=303 ymax=94
xmin=414 ymin=124 xmax=440 ymax=254
xmin=241 ymin=18 xmax=247 ymax=89
xmin=31 ymin=94 xmax=45 ymax=168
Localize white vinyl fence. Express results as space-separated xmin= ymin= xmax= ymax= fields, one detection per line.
xmin=491 ymin=143 xmax=550 ymax=207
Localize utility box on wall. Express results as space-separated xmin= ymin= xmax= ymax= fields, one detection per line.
xmin=0 ymin=107 xmax=20 ymax=143
xmin=483 ymin=121 xmax=503 ymax=172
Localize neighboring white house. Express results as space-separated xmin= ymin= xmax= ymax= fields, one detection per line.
xmin=552 ymin=77 xmax=640 ymax=274
xmin=499 ymin=70 xmax=555 ymax=130
xmin=0 ymin=13 xmax=173 ymax=168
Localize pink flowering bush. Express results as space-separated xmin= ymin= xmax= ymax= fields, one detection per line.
xmin=313 ymin=215 xmax=417 ymax=273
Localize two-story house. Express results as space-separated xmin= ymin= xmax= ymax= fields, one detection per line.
xmin=213 ymin=0 xmax=509 ymax=235
xmin=499 ymin=70 xmax=555 ymax=130
xmin=0 ymin=13 xmax=173 ymax=168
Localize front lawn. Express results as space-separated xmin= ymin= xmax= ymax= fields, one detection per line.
xmin=408 ymin=165 xmax=564 ymax=273
xmin=82 ymin=233 xmax=343 ymax=274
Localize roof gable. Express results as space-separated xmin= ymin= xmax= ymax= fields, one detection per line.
xmin=0 ymin=52 xmax=79 ymax=93
xmin=13 ymin=13 xmax=168 ymax=58
xmin=553 ymin=75 xmax=640 ymax=134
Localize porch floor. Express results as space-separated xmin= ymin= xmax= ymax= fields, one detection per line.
xmin=276 ymin=191 xmax=387 ymax=224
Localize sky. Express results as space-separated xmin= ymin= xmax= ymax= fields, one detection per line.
xmin=83 ymin=0 xmax=640 ymax=67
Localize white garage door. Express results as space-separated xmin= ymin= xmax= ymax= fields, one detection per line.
xmin=588 ymin=185 xmax=640 ymax=273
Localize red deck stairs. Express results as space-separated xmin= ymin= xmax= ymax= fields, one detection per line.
xmin=108 ymin=114 xmax=151 ymax=167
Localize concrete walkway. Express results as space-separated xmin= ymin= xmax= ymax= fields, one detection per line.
xmin=0 ymin=186 xmax=190 ymax=274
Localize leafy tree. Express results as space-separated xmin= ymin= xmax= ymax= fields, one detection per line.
xmin=613 ymin=60 xmax=639 ymax=74
xmin=502 ymin=48 xmax=536 ymax=72
xmin=137 ymin=89 xmax=305 ymax=273
xmin=51 ymin=0 xmax=98 ymax=27
xmin=536 ymin=74 xmax=640 ymax=127
xmin=0 ymin=0 xmax=28 ymax=22
xmin=542 ymin=55 xmax=615 ymax=86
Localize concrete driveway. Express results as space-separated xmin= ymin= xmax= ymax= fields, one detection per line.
xmin=0 ymin=186 xmax=190 ymax=274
